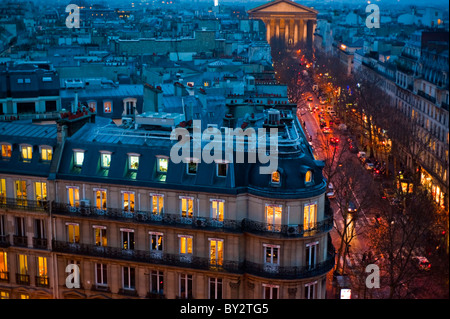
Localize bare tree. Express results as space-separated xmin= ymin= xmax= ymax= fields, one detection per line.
xmin=368 ymin=188 xmax=440 ymax=298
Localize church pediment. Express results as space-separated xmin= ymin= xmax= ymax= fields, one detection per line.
xmin=248 ymin=0 xmax=318 ymax=15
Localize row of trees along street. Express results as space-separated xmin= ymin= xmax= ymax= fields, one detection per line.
xmin=270 ymin=40 xmax=449 ymax=298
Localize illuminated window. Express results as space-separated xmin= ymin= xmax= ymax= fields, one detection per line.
xmin=121 ymin=228 xmax=135 ymax=250
xmin=0 ymin=179 xmax=6 ymax=204
xmin=180 ymin=196 xmax=193 ymax=218
xmin=100 ymin=152 xmax=111 ymax=169
xmin=15 ymin=180 xmax=27 ymax=206
xmin=36 ymin=256 xmax=48 ymax=284
xmin=73 ymin=150 xmax=85 ymax=167
xmin=67 ymin=186 xmax=80 ymax=207
xmin=122 ymin=191 xmax=135 ymax=212
xmin=304 ymin=202 xmax=317 ymax=231
xmin=150 ymin=193 xmax=164 ymax=215
xmin=271 ymin=171 xmax=280 ymax=184
xmin=265 ymin=204 xmax=282 ymax=231
xmin=94 ymin=188 xmax=107 ymax=210
xmin=18 ymin=254 xmax=28 ymax=276
xmin=128 ymin=154 xmax=140 ymax=170
xmin=88 ymin=101 xmax=97 ymax=112
xmin=210 ymin=199 xmax=224 ymax=221
xmin=93 ymin=226 xmax=107 ymax=247
xmin=20 ymin=145 xmax=32 ymax=162
xmin=157 ymin=157 xmax=168 ymax=173
xmin=0 ymin=291 xmax=8 ymax=299
xmin=103 ymin=101 xmax=112 ymax=113
xmin=209 ymin=238 xmax=223 ymax=266
xmin=150 ymin=231 xmax=163 ymax=251
xmin=1 ymin=144 xmax=11 ymax=159
xmin=179 ymin=235 xmax=193 ymax=255
xmin=66 ymin=223 xmax=80 ymax=243
xmin=305 ymin=170 xmax=313 ymax=184
xmin=35 ymin=182 xmax=47 ymax=206
xmin=0 ymin=252 xmax=7 ymax=281
xmin=20 ymin=294 xmax=29 ymax=299
xmin=40 ymin=146 xmax=52 ymax=162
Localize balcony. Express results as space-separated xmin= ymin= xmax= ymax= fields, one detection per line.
xmin=51 ymin=202 xmax=333 ymax=238
xmin=0 ymin=271 xmax=9 ymax=283
xmin=33 ymin=237 xmax=48 ymax=249
xmin=13 ymin=235 xmax=28 ymax=247
xmin=52 ymin=240 xmax=335 ymax=280
xmin=417 ymin=90 xmax=436 ymax=104
xmin=0 ymin=235 xmax=10 ymax=248
xmin=118 ymin=288 xmax=138 ymax=297
xmin=0 ymin=198 xmax=49 ymax=213
xmin=35 ymin=275 xmax=50 ymax=288
xmin=146 ymin=291 xmax=166 ymax=299
xmin=241 ymin=216 xmax=333 ymax=238
xmin=16 ymin=273 xmax=30 ymax=285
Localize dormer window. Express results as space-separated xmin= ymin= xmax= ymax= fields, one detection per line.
xmin=305 ymin=170 xmax=313 ymax=184
xmin=216 ymin=161 xmax=228 ymax=177
xmin=100 ymin=151 xmax=111 ymax=169
xmin=157 ymin=156 xmax=168 ymax=173
xmin=128 ymin=153 xmax=140 ymax=170
xmin=40 ymin=146 xmax=53 ymax=162
xmin=20 ymin=144 xmax=32 ymax=162
xmin=1 ymin=143 xmax=11 ymax=159
xmin=186 ymin=158 xmax=199 ymax=175
xmin=73 ymin=149 xmax=85 ymax=167
xmin=271 ymin=171 xmax=280 ymax=184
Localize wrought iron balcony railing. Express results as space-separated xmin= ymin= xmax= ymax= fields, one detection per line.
xmin=0 ymin=198 xmax=49 ymax=212
xmin=35 ymin=275 xmax=50 ymax=288
xmin=51 ymin=202 xmax=333 ymax=238
xmin=52 ymin=240 xmax=335 ymax=280
xmin=16 ymin=273 xmax=30 ymax=285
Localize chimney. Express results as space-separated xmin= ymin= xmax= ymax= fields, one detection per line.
xmin=143 ymin=83 xmax=162 ymax=112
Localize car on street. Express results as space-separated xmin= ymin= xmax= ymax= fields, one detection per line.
xmin=364 ymin=161 xmax=374 ymax=170
xmin=322 ymin=127 xmax=332 ymax=134
xmin=413 ymin=256 xmax=431 ymax=271
xmin=330 ymin=137 xmax=340 ymax=144
xmin=307 ymin=96 xmax=313 ymax=101
xmin=326 ymin=183 xmax=335 ymax=198
xmin=347 ymin=201 xmax=357 ymax=213
xmin=349 ymin=142 xmax=358 ymax=153
xmin=357 ymin=151 xmax=366 ymax=159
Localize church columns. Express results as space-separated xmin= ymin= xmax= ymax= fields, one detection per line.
xmin=262 ymin=16 xmax=315 ymax=48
